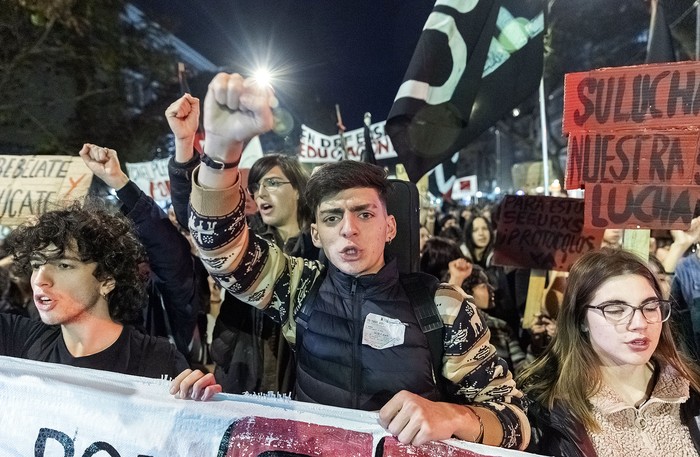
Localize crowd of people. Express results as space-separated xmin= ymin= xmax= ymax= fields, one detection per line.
xmin=2 ymin=71 xmax=700 ymax=455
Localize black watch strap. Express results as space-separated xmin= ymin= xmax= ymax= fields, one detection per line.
xmin=200 ymin=153 xmax=240 ymax=170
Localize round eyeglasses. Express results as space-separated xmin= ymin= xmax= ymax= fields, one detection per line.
xmin=584 ymin=300 xmax=672 ymax=325
xmin=248 ymin=178 xmax=291 ymax=195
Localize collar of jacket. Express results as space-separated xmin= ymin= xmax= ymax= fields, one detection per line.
xmin=326 ymin=256 xmax=399 ymax=296
xmin=590 ymin=362 xmax=690 ymax=415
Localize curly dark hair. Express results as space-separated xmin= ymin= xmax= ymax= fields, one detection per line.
xmin=304 ymin=161 xmax=392 ymax=221
xmin=5 ymin=199 xmax=147 ymax=323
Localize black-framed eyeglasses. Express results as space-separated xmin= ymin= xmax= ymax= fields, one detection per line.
xmin=584 ymin=300 xmax=672 ymax=325
xmin=248 ymin=178 xmax=291 ymax=195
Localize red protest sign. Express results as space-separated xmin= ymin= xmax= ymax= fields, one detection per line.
xmin=563 ymin=61 xmax=700 ymax=134
xmin=493 ymin=195 xmax=603 ymax=271
xmin=565 ymin=130 xmax=700 ymax=189
xmin=584 ymin=183 xmax=700 ymax=229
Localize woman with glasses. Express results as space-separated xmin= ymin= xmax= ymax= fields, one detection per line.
xmin=518 ymin=247 xmax=700 ymax=456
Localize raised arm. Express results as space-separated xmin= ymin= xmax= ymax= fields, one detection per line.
xmin=165 ymin=93 xmax=200 ymax=164
xmin=663 ymin=216 xmax=700 ymax=275
xmin=165 ymin=94 xmax=202 ymax=230
xmin=78 ymin=143 xmax=129 ymax=190
xmin=80 ymin=144 xmax=202 ymax=357
xmin=196 ymin=73 xmax=274 ymax=190
xmin=187 ymin=73 xmax=314 ymax=341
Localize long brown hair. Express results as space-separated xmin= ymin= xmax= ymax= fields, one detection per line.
xmin=518 ymin=247 xmax=700 ymax=432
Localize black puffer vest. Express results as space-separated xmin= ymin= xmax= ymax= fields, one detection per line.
xmin=295 ymin=260 xmax=439 ymax=410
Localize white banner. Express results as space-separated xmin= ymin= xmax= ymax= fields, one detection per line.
xmin=0 ymin=155 xmax=92 ymax=226
xmin=299 ymin=121 xmax=397 ymax=164
xmin=0 ymin=356 xmax=536 ymax=457
xmin=125 ymin=157 xmax=171 ymax=203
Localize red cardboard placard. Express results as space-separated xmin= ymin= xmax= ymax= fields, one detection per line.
xmin=584 ymin=183 xmax=700 ymax=229
xmin=565 ymin=130 xmax=700 ymax=189
xmin=563 ymin=61 xmax=700 ymax=134
xmin=493 ymin=195 xmax=604 ymax=271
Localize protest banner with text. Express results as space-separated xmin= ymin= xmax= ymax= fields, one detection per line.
xmin=299 ymin=121 xmax=398 ymax=164
xmin=125 ymin=157 xmax=171 ymax=203
xmin=563 ymin=61 xmax=700 ymax=230
xmin=0 ymin=155 xmax=91 ymax=226
xmin=0 ymin=356 xmax=535 ymax=457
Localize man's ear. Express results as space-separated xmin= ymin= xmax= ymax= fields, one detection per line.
xmin=386 ymin=214 xmax=397 ymax=243
xmin=101 ymin=277 xmax=116 ymax=297
xmin=310 ymin=223 xmax=322 ymax=248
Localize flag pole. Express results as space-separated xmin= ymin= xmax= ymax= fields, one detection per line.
xmin=538 ymin=77 xmax=550 ymax=196
xmin=696 ymin=0 xmax=700 ymax=60
xmin=335 ymin=104 xmax=347 ymax=161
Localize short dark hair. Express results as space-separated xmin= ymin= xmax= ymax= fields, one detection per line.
xmin=248 ymin=154 xmax=312 ymax=229
xmin=304 ymin=161 xmax=392 ymax=221
xmin=5 ymin=200 xmax=147 ymax=322
xmin=420 ymin=236 xmax=464 ymax=281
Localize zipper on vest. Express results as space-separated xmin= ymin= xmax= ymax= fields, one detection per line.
xmin=351 ymin=277 xmax=360 ymax=409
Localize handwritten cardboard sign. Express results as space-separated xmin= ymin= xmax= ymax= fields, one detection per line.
xmin=0 ymin=155 xmax=91 ymax=226
xmin=563 ymin=61 xmax=700 ymax=133
xmin=584 ymin=183 xmax=700 ymax=229
xmin=565 ymin=130 xmax=700 ymax=190
xmin=562 ymin=61 xmax=700 ymax=232
xmin=494 ymin=195 xmax=604 ymax=271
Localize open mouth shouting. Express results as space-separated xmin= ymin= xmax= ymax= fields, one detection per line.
xmin=34 ymin=293 xmax=56 ymax=312
xmin=339 ymin=245 xmax=361 ymax=261
xmin=258 ymin=201 xmax=274 ymax=215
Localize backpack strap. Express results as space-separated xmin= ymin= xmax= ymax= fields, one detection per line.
xmin=399 ymin=272 xmax=444 ymax=386
xmin=294 ymin=269 xmax=326 ymax=351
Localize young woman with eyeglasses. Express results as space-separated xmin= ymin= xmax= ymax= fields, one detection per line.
xmin=518 ymin=247 xmax=700 ymax=457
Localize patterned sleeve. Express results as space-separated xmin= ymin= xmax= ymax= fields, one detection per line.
xmin=435 ymin=284 xmax=530 ymax=450
xmin=187 ymin=167 xmax=323 ymax=345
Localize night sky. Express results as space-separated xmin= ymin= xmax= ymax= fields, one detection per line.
xmin=132 ymin=0 xmax=435 ymax=132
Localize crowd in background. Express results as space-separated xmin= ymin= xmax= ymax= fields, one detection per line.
xmin=2 ymin=80 xmax=700 ymax=455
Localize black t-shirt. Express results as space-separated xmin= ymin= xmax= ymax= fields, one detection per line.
xmin=0 ymin=314 xmax=189 ymax=379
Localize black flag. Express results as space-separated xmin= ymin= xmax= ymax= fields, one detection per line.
xmin=386 ymin=0 xmax=545 ymax=182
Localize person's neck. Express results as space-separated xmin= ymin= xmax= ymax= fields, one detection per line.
xmin=600 ymin=361 xmax=656 ymax=407
xmin=61 ymin=318 xmax=124 ymax=358
xmin=474 ymin=247 xmax=485 ymax=261
xmin=275 ymin=220 xmax=301 ymax=243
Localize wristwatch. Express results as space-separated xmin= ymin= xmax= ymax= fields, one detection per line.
xmin=200 ymin=153 xmax=239 ymax=170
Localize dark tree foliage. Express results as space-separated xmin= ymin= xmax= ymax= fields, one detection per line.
xmin=0 ymin=0 xmax=180 ymax=162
